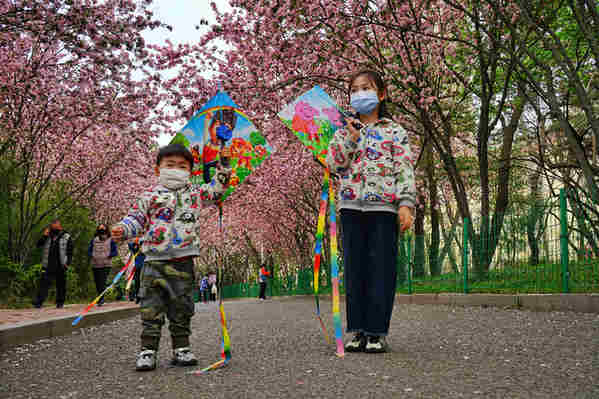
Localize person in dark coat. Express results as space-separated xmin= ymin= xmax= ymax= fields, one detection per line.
xmin=33 ymin=219 xmax=73 ymax=309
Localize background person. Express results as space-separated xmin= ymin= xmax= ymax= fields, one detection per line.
xmin=88 ymin=224 xmax=118 ymax=306
xmin=33 ymin=219 xmax=73 ymax=309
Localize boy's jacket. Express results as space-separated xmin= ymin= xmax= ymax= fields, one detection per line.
xmin=116 ymin=168 xmax=230 ymax=261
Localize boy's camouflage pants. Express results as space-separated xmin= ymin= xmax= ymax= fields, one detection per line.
xmin=138 ymin=259 xmax=195 ymax=350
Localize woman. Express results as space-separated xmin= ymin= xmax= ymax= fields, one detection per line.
xmin=88 ymin=224 xmax=118 ymax=306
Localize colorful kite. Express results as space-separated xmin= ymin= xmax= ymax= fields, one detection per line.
xmin=279 ymin=86 xmax=346 ymax=357
xmin=174 ymin=89 xmax=272 ymax=374
xmin=171 ymin=90 xmax=274 ymax=201
xmin=278 ymin=85 xmax=352 ymax=163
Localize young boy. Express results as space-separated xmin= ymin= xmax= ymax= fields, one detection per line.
xmin=112 ymin=143 xmax=231 ymax=371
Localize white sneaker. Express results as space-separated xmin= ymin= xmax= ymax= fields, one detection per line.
xmin=171 ymin=347 xmax=198 ymax=366
xmin=136 ymin=349 xmax=157 ymax=371
xmin=364 ymin=336 xmax=389 ymax=353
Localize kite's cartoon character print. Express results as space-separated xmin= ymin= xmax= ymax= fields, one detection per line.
xmin=217 ymin=171 xmax=229 ymax=186
xmin=191 ymin=145 xmax=201 ymax=164
xmin=292 ymin=101 xmax=320 ymax=142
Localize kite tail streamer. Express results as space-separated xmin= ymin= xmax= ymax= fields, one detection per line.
xmin=125 ymin=265 xmax=136 ymax=291
xmin=313 ymin=168 xmax=331 ymax=344
xmin=72 ymin=253 xmax=138 ymax=326
xmin=193 ymin=221 xmax=232 ymax=375
xmin=327 ymin=168 xmax=344 ymax=357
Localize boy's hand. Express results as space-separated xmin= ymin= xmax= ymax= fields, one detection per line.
xmin=111 ymin=225 xmax=125 ymax=242
xmin=43 ymin=228 xmax=50 ymax=236
xmin=398 ymin=206 xmax=414 ymax=232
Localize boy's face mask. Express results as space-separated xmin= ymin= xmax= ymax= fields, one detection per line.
xmin=350 ymin=90 xmax=380 ymax=115
xmin=159 ymin=168 xmax=190 ymax=190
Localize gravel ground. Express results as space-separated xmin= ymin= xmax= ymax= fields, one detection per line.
xmin=1 ymin=297 xmax=598 ymax=399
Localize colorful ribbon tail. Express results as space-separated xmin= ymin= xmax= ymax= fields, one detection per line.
xmin=125 ymin=268 xmax=136 ymax=291
xmin=312 ymin=169 xmax=329 ymax=343
xmin=72 ymin=253 xmax=138 ymax=326
xmin=190 ymin=359 xmax=227 ymax=375
xmin=316 ymin=314 xmax=331 ymax=344
xmin=194 ymin=265 xmax=231 ymax=376
xmin=327 ymin=167 xmax=344 ymax=357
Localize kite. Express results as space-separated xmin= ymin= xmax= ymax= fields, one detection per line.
xmin=279 ymin=86 xmax=347 ymax=357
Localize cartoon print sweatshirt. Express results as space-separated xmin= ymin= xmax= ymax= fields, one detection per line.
xmin=325 ymin=117 xmax=416 ymax=213
xmin=116 ymin=167 xmax=230 ymax=261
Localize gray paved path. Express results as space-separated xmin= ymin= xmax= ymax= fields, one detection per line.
xmin=1 ymin=297 xmax=598 ymax=399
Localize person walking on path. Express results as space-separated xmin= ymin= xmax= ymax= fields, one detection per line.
xmin=200 ymin=276 xmax=210 ymax=303
xmin=258 ymin=264 xmax=271 ymax=300
xmin=325 ymin=70 xmax=415 ymax=353
xmin=33 ymin=219 xmax=73 ymax=309
xmin=128 ymin=240 xmax=145 ymax=303
xmin=210 ymin=282 xmax=217 ymax=302
xmin=88 ymin=224 xmax=118 ymax=306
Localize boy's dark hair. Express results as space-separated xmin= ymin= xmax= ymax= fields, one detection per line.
xmin=156 ymin=143 xmax=195 ymax=169
xmin=348 ymin=69 xmax=393 ymax=119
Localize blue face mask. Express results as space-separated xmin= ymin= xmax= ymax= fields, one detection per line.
xmin=216 ymin=124 xmax=233 ymax=141
xmin=350 ymin=90 xmax=380 ymax=115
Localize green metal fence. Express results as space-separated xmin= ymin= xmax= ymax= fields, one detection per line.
xmin=222 ymin=188 xmax=599 ymax=299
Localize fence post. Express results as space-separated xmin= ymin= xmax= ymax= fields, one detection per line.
xmin=407 ymin=234 xmax=413 ymax=294
xmin=463 ymin=218 xmax=469 ymax=294
xmin=560 ymin=188 xmax=569 ymax=293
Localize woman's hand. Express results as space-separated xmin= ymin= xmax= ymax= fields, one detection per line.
xmin=398 ymin=206 xmax=414 ymax=232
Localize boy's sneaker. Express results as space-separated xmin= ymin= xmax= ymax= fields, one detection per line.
xmin=345 ymin=332 xmax=366 ymax=352
xmin=136 ymin=349 xmax=157 ymax=371
xmin=171 ymin=347 xmax=198 ymax=366
xmin=364 ymin=336 xmax=389 ymax=353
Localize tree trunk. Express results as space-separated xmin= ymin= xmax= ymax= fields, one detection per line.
xmin=427 ymin=142 xmax=441 ymax=276
xmin=413 ymin=194 xmax=426 ymax=278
